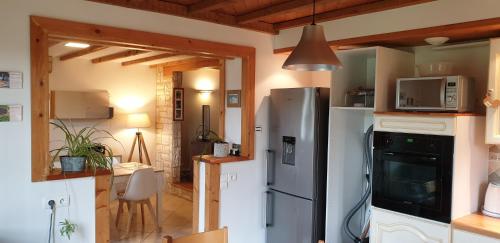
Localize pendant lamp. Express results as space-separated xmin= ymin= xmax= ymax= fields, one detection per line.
xmin=282 ymin=0 xmax=342 ymax=71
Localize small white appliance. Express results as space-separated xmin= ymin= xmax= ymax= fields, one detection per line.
xmin=483 ymin=182 xmax=500 ymax=218
xmin=396 ymin=75 xmax=474 ymax=112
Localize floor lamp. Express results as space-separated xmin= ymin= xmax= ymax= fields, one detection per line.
xmin=127 ymin=113 xmax=152 ymax=165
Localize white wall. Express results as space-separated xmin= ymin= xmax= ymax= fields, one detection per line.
xmin=0 ymin=1 xmax=312 ymax=242
xmin=275 ymin=0 xmax=500 ymax=50
xmin=49 ymin=58 xmax=157 ymax=165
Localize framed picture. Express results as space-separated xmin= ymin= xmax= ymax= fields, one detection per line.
xmin=227 ymin=90 xmax=241 ymax=108
xmin=173 ymin=88 xmax=184 ymax=121
xmin=0 ymin=105 xmax=22 ymax=122
xmin=0 ymin=71 xmax=23 ymax=89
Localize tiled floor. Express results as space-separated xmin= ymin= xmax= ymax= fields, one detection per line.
xmin=110 ymin=192 xmax=193 ymax=243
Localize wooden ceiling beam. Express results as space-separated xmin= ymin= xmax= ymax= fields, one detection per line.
xmin=121 ymin=53 xmax=178 ymax=66
xmin=273 ymin=16 xmax=500 ymax=54
xmin=237 ymin=0 xmax=317 ymax=24
xmin=59 ymin=45 xmax=108 ymax=61
xmin=48 ymin=39 xmax=60 ymax=47
xmin=91 ymin=50 xmax=148 ymax=64
xmin=151 ymin=57 xmax=221 ymax=71
xmin=87 ymin=0 xmax=277 ymax=34
xmin=274 ymin=0 xmax=435 ymax=30
xmin=188 ymin=0 xmax=232 ymax=14
xmin=50 ymin=36 xmax=236 ymax=59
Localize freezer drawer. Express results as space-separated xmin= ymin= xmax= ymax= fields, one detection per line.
xmin=266 ymin=190 xmax=314 ymax=243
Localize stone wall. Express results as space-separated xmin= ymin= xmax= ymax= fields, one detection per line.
xmin=156 ymin=69 xmax=192 ymax=200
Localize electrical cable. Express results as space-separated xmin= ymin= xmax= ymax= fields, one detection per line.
xmin=342 ymin=125 xmax=374 ymax=243
xmin=48 ymin=200 xmax=56 ymax=243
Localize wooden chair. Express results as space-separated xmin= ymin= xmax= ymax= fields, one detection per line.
xmin=163 ymin=227 xmax=228 ymax=243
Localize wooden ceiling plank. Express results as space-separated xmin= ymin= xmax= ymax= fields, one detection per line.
xmin=59 ymin=45 xmax=108 ymax=61
xmin=188 ymin=0 xmax=232 ymax=14
xmin=87 ymin=0 xmax=276 ymax=34
xmin=237 ymin=0 xmax=315 ymax=24
xmin=91 ymin=50 xmax=148 ymax=64
xmin=274 ymin=0 xmax=435 ymax=30
xmin=121 ymin=53 xmax=178 ymax=66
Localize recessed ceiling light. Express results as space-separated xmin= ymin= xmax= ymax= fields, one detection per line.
xmin=64 ymin=42 xmax=90 ymax=48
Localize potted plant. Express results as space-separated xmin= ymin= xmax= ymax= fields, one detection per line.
xmin=193 ymin=126 xmax=226 ymax=158
xmin=50 ymin=119 xmax=117 ymax=173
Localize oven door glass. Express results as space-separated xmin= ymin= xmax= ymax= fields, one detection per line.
xmin=398 ymin=78 xmax=445 ymax=109
xmin=373 ymin=151 xmax=452 ymax=223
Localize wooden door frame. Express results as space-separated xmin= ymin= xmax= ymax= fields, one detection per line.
xmin=30 ymin=15 xmax=255 ymax=182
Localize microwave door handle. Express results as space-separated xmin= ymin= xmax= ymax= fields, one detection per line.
xmin=440 ymin=79 xmax=446 ymax=108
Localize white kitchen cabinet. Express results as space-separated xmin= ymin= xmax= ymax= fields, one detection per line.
xmin=370 ymin=207 xmax=451 ymax=243
xmin=453 ymin=229 xmax=499 ymax=243
xmin=486 ymin=38 xmax=500 ymax=144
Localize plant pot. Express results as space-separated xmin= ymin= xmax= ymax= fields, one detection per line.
xmin=60 ymin=156 xmax=86 ymax=172
xmin=213 ymin=142 xmax=229 ymax=157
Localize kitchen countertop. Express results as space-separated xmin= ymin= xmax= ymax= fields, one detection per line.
xmin=192 ymin=155 xmax=250 ymax=164
xmin=452 ymin=213 xmax=500 ymax=239
xmin=374 ymin=111 xmax=481 ymax=117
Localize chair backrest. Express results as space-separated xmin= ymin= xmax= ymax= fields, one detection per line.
xmin=163 ymin=227 xmax=228 ymax=243
xmin=122 ymin=168 xmax=157 ymax=201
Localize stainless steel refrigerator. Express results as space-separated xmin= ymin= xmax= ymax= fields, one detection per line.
xmin=266 ymin=87 xmax=330 ymax=243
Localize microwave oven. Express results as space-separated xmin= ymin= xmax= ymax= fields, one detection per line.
xmin=396 ymin=75 xmax=474 ymax=112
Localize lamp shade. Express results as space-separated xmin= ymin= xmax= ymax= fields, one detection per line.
xmin=282 ymin=24 xmax=342 ymax=71
xmin=127 ymin=113 xmax=151 ymax=128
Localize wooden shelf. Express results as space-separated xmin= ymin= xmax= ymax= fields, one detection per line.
xmin=374 ymin=111 xmax=482 ymax=117
xmin=46 ymin=168 xmax=112 ymax=181
xmin=192 ymin=155 xmax=250 ymax=164
xmin=453 ymin=213 xmax=500 ymax=239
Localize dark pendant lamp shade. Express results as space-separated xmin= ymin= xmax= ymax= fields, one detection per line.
xmin=282 ymin=24 xmax=342 ymax=71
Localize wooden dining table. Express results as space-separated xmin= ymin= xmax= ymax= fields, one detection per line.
xmin=112 ymin=162 xmax=165 ymax=228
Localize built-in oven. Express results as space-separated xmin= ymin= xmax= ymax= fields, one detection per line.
xmin=372 ymin=131 xmax=454 ymax=223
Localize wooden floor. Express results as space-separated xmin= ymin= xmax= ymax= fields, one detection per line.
xmin=111 ymin=192 xmax=193 ymax=243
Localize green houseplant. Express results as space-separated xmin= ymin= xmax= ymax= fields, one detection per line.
xmin=192 ymin=125 xmax=226 ymax=159
xmin=50 ymin=119 xmax=117 ymax=173
xmin=59 ymin=219 xmax=77 ymax=240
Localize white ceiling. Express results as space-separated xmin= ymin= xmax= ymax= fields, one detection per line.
xmin=49 ymin=42 xmax=194 ymax=66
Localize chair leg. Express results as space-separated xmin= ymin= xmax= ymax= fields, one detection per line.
xmin=140 ymin=203 xmax=145 ymax=230
xmin=115 ymin=200 xmax=124 ymax=227
xmin=125 ymin=202 xmax=137 ymax=238
xmin=145 ymin=199 xmax=160 ymax=232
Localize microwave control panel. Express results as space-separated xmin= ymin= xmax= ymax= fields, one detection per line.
xmin=445 ymin=81 xmax=457 ymax=108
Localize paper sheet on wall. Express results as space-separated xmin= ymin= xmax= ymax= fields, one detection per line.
xmin=0 ymin=105 xmax=22 ymax=122
xmin=0 ymin=71 xmax=23 ymax=89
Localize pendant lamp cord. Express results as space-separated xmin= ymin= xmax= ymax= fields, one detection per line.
xmin=312 ymin=0 xmax=316 ymax=25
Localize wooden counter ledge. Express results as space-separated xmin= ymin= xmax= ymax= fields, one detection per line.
xmin=46 ymin=168 xmax=112 ymax=181
xmin=192 ymin=155 xmax=250 ymax=164
xmin=374 ymin=111 xmax=481 ymax=117
xmin=452 ymin=213 xmax=500 ymax=239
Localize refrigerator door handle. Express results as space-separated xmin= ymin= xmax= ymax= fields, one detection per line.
xmin=266 ymin=191 xmax=274 ymax=227
xmin=266 ymin=149 xmax=275 ymax=185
